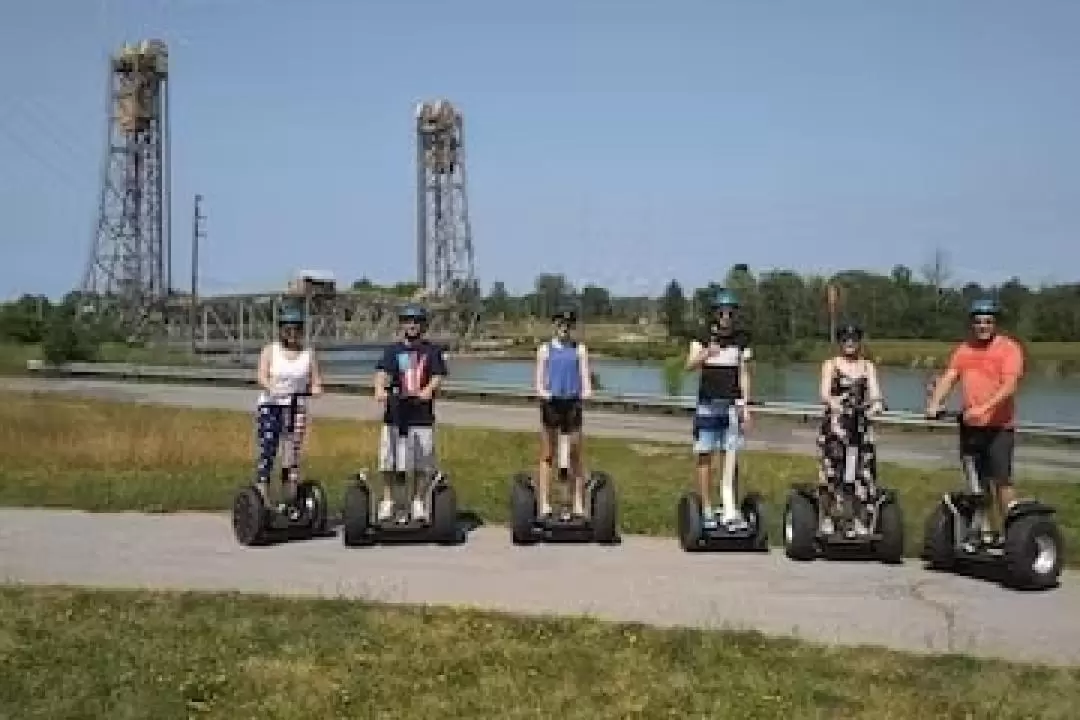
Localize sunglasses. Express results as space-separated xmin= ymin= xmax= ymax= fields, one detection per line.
xmin=971 ymin=316 xmax=996 ymax=326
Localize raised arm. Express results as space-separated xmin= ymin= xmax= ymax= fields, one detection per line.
xmin=684 ymin=340 xmax=707 ymax=371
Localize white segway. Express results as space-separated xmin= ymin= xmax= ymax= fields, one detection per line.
xmin=511 ymin=432 xmax=618 ymax=544
xmin=677 ymin=404 xmax=768 ymax=552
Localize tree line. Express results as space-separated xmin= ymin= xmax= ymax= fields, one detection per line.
xmin=471 ymin=261 xmax=1080 ymax=346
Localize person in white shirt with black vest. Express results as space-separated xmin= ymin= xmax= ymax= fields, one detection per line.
xmin=684 ymin=289 xmax=753 ymax=530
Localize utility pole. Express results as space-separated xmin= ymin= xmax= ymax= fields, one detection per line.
xmin=190 ymin=194 xmax=206 ymax=354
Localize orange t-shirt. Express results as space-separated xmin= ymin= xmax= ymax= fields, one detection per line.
xmin=946 ymin=335 xmax=1024 ymax=428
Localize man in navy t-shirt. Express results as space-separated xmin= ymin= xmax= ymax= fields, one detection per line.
xmin=372 ymin=304 xmax=448 ymax=521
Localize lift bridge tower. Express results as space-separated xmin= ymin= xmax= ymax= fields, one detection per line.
xmin=415 ymin=99 xmax=479 ymax=338
xmin=80 ymin=39 xmax=172 ymax=341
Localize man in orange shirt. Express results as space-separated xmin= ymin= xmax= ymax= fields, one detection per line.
xmin=926 ymin=298 xmax=1025 ymax=542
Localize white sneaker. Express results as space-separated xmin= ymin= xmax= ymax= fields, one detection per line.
xmin=540 ymin=502 xmax=553 ymax=517
xmin=377 ymin=499 xmax=394 ymax=521
xmin=411 ymin=498 xmax=428 ymax=521
xmin=820 ymin=517 xmax=835 ymax=535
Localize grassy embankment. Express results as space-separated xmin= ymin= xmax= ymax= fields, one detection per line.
xmin=2 ymin=391 xmax=1079 ymax=718
xmin=2 ymin=585 xmax=1078 ymax=719
xmin=1 ymin=391 xmax=1077 ymax=560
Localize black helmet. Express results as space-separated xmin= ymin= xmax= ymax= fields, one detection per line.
xmin=836 ymin=322 xmax=863 ymax=342
xmin=551 ymin=307 xmax=577 ymax=325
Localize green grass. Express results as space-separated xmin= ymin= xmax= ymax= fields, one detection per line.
xmin=1 ymin=585 xmax=1077 ymax=720
xmin=1 ymin=390 xmax=1077 ymax=563
xmin=0 ymin=341 xmax=208 ymax=375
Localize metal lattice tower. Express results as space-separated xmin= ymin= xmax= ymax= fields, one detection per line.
xmin=415 ymin=99 xmax=479 ymax=337
xmin=81 ymin=39 xmax=171 ymax=340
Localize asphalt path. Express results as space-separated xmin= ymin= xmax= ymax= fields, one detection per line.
xmin=3 ymin=376 xmax=1080 ymax=477
xmin=2 ymin=507 xmax=1078 ymax=667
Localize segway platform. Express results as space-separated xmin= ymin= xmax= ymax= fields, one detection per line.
xmin=782 ymin=483 xmax=904 ymax=562
xmin=232 ymin=479 xmax=329 ymax=547
xmin=341 ymin=472 xmax=460 ymax=547
xmin=677 ymin=490 xmax=769 ymax=552
xmin=510 ymin=470 xmax=618 ymax=545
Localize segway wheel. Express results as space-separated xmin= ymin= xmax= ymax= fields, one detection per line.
xmin=1003 ymin=514 xmax=1064 ymax=591
xmin=741 ymin=492 xmax=769 ymax=552
xmin=923 ymin=502 xmax=956 ymax=571
xmin=782 ymin=490 xmax=818 ymax=561
xmin=430 ymin=482 xmax=460 ymax=546
xmin=296 ymin=480 xmax=329 ymax=538
xmin=589 ymin=470 xmax=618 ymax=545
xmin=342 ymin=481 xmax=373 ymax=547
xmin=874 ymin=498 xmax=905 ymax=565
xmin=510 ymin=472 xmax=538 ymax=546
xmin=232 ymin=485 xmax=269 ymax=547
xmin=677 ymin=492 xmax=704 ymax=551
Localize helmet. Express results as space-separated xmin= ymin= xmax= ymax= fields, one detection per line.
xmin=278 ymin=305 xmax=305 ymax=325
xmin=836 ymin=322 xmax=863 ymax=341
xmin=398 ymin=304 xmax=428 ymax=322
xmin=551 ymin=306 xmax=577 ymax=324
xmin=969 ymin=298 xmax=1000 ymax=317
xmin=710 ymin=289 xmax=739 ymax=310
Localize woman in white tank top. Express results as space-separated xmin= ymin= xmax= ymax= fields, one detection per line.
xmin=254 ymin=305 xmax=324 ymax=505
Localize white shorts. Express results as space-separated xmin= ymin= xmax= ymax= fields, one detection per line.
xmin=378 ymin=425 xmax=436 ymax=472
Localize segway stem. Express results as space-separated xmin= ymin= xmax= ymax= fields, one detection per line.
xmin=718 ymin=405 xmax=740 ymax=516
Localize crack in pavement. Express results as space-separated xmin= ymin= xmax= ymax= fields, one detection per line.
xmin=905 ymin=577 xmax=958 ymax=653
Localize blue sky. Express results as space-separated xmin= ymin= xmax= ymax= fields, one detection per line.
xmin=1 ymin=0 xmax=1078 ymax=299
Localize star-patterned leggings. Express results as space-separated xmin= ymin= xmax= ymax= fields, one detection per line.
xmin=255 ymin=403 xmax=308 ymax=484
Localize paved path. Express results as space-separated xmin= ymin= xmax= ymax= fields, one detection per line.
xmin=1 ymin=507 xmax=1077 ymax=666
xmin=4 ymin=376 xmax=1080 ymax=477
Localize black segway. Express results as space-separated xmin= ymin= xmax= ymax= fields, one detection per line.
xmin=677 ymin=405 xmax=768 ymax=552
xmin=782 ymin=397 xmax=904 ymax=563
xmin=232 ymin=392 xmax=329 ymax=546
xmin=510 ymin=432 xmax=618 ymax=544
xmin=342 ymin=388 xmax=459 ymax=547
xmin=921 ymin=411 xmax=1064 ymax=590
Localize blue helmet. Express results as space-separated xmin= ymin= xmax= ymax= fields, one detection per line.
xmin=398 ymin=304 xmax=428 ymax=322
xmin=710 ymin=289 xmax=739 ymax=310
xmin=969 ymin=298 xmax=1000 ymax=317
xmin=278 ymin=305 xmax=305 ymax=325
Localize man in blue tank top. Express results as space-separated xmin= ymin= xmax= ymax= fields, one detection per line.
xmin=685 ymin=289 xmax=753 ymax=529
xmin=534 ymin=307 xmax=594 ymax=517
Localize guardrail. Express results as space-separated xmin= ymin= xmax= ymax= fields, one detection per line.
xmin=22 ymin=360 xmax=1080 ymax=441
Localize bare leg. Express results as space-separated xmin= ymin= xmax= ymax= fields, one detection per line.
xmin=568 ymin=430 xmax=585 ymax=515
xmin=537 ymin=427 xmax=557 ymax=515
xmin=695 ymin=453 xmax=713 ymax=512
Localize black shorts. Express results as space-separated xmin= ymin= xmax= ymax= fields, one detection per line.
xmin=541 ymin=398 xmax=583 ymax=434
xmin=959 ymin=425 xmax=1015 ymax=487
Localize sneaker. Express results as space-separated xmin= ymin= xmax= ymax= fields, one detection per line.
xmin=722 ymin=513 xmax=749 ymax=531
xmin=539 ymin=502 xmax=553 ymax=518
xmin=820 ymin=517 xmax=835 ymax=535
xmin=411 ymin=498 xmax=428 ymax=522
xmin=701 ymin=507 xmax=718 ymax=530
xmin=377 ymin=499 xmax=394 ymax=521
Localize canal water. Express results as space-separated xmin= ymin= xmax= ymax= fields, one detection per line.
xmin=234 ymin=350 xmax=1080 ymax=426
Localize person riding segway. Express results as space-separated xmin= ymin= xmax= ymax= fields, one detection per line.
xmin=782 ymin=323 xmax=904 ymax=563
xmin=232 ymin=304 xmax=328 ymax=546
xmin=342 ymin=304 xmax=459 ymax=546
xmin=921 ymin=298 xmax=1064 ymax=589
xmin=676 ymin=289 xmax=768 ymax=552
xmin=510 ymin=306 xmax=618 ymax=545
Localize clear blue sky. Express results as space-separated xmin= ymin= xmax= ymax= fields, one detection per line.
xmin=2 ymin=0 xmax=1078 ymax=299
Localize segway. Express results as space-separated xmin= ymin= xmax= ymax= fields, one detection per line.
xmin=782 ymin=397 xmax=904 ymax=563
xmin=232 ymin=392 xmax=329 ymax=546
xmin=677 ymin=405 xmax=768 ymax=552
xmin=342 ymin=389 xmax=459 ymax=547
xmin=510 ymin=432 xmax=618 ymax=544
xmin=921 ymin=411 xmax=1064 ymax=590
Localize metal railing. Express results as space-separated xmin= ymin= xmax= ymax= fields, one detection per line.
xmin=22 ymin=360 xmax=1080 ymax=441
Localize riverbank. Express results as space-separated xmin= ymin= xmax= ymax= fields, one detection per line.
xmin=2 ymin=584 xmax=1077 ymax=719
